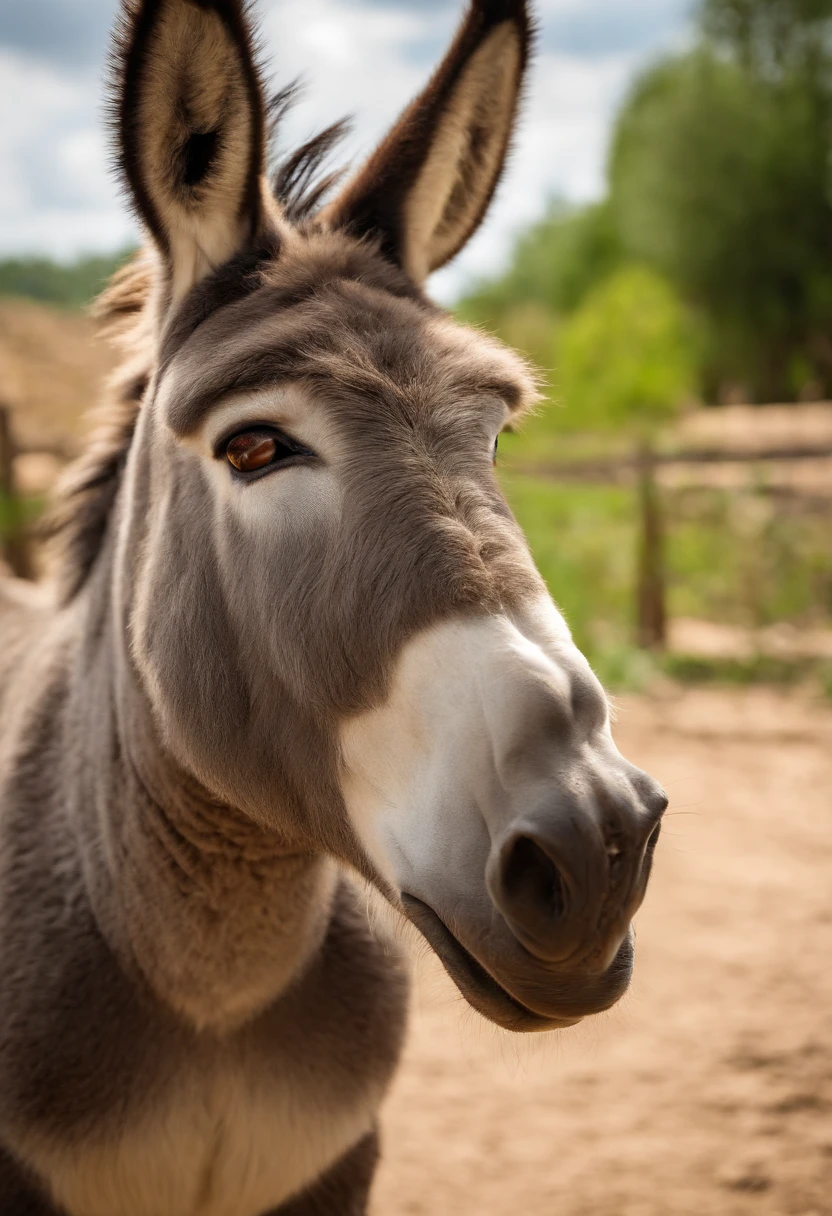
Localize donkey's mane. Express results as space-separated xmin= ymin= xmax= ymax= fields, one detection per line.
xmin=268 ymin=84 xmax=351 ymax=222
xmin=45 ymin=254 xmax=152 ymax=603
xmin=47 ymin=110 xmax=350 ymax=604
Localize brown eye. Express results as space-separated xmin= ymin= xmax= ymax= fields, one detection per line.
xmin=226 ymin=431 xmax=279 ymax=472
xmin=221 ymin=426 xmax=314 ymax=478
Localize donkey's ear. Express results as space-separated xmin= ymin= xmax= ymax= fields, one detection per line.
xmin=114 ymin=0 xmax=269 ymax=305
xmin=322 ymin=0 xmax=533 ymax=284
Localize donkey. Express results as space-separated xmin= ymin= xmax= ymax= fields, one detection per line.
xmin=0 ymin=1 xmax=668 ymax=1212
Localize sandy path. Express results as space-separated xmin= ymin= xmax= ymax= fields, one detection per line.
xmin=373 ymin=688 xmax=832 ymax=1216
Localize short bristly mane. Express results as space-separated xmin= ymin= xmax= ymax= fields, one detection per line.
xmin=45 ymin=254 xmax=153 ymax=603
xmin=267 ymin=83 xmax=351 ymax=222
xmin=46 ymin=106 xmax=350 ymax=604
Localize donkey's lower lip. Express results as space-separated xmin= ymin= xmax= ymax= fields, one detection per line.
xmin=401 ymin=894 xmax=582 ymax=1033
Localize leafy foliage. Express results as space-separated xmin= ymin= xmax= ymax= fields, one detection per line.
xmin=459 ymin=200 xmax=622 ymax=325
xmin=456 ymin=201 xmax=623 ymax=374
xmin=609 ymin=45 xmax=832 ymax=401
xmin=557 ymin=267 xmax=697 ymax=433
xmin=700 ymin=0 xmax=832 ymax=73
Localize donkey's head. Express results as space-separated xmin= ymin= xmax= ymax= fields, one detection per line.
xmin=105 ymin=0 xmax=667 ymax=1032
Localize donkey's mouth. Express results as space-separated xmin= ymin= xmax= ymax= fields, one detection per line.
xmin=401 ymin=894 xmax=583 ymax=1033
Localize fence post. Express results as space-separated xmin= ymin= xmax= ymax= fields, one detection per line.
xmin=0 ymin=404 xmax=33 ymax=580
xmin=635 ymin=438 xmax=667 ymax=650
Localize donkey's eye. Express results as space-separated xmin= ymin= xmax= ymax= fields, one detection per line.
xmin=493 ymin=435 xmax=499 ymax=465
xmin=222 ymin=427 xmax=312 ymax=478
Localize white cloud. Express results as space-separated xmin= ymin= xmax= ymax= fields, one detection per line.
xmin=0 ymin=48 xmax=135 ymax=258
xmin=261 ymin=0 xmax=442 ymax=163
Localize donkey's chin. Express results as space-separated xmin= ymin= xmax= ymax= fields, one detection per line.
xmin=401 ymin=895 xmax=634 ymax=1034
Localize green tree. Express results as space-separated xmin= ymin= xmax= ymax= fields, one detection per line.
xmin=558 ymin=266 xmax=696 ymax=433
xmin=609 ymin=0 xmax=832 ymax=401
xmin=701 ymin=0 xmax=832 ymax=73
xmin=457 ymin=200 xmax=622 ymax=330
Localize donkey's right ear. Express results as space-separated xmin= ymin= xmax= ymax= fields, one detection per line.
xmin=114 ymin=0 xmax=270 ymax=307
xmin=322 ymin=0 xmax=533 ymax=285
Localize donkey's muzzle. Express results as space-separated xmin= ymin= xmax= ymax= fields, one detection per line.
xmin=402 ymin=769 xmax=668 ymax=1033
xmin=485 ymin=775 xmax=668 ymax=970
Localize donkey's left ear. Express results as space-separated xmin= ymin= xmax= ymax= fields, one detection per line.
xmin=114 ymin=0 xmax=270 ymax=306
xmin=322 ymin=0 xmax=533 ymax=284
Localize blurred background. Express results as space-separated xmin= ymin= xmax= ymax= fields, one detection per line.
xmin=1 ymin=1 xmax=831 ymax=1214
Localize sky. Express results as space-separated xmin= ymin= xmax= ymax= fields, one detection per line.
xmin=0 ymin=0 xmax=693 ymax=299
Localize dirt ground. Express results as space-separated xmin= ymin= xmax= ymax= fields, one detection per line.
xmin=374 ymin=687 xmax=832 ymax=1216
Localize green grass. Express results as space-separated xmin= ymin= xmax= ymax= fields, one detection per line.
xmin=662 ymin=654 xmax=832 ymax=701
xmin=662 ymin=653 xmax=819 ymax=686
xmin=668 ymin=491 xmax=832 ymax=628
xmin=500 ymin=470 xmax=661 ymax=689
xmin=500 ymin=471 xmax=636 ymax=649
xmin=500 ymin=467 xmax=832 ymax=690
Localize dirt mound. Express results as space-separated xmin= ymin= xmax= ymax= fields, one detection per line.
xmin=0 ymin=296 xmax=117 ymax=450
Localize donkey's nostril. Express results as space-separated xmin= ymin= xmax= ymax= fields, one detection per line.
xmin=501 ymin=835 xmax=566 ymax=924
xmin=488 ymin=819 xmax=612 ymax=964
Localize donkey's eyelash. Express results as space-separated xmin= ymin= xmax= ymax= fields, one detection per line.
xmin=212 ymin=424 xmax=310 ymax=459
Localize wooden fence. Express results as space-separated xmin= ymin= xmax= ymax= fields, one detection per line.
xmin=0 ymin=404 xmax=32 ymax=579
xmin=0 ymin=403 xmax=73 ymax=580
xmin=512 ymin=433 xmax=832 ymax=650
xmin=2 ymin=402 xmax=831 ymax=650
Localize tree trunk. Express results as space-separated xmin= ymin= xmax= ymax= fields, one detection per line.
xmin=635 ymin=438 xmax=666 ymax=650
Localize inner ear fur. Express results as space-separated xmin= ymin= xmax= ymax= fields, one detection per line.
xmin=322 ymin=0 xmax=533 ymax=284
xmin=115 ymin=0 xmax=269 ymax=304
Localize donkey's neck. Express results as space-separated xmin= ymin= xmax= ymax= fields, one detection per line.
xmin=63 ymin=553 xmax=337 ymax=1033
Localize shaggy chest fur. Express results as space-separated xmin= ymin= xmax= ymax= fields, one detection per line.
xmin=0 ymin=590 xmax=407 ymax=1216
xmin=0 ymin=862 xmax=405 ymax=1216
xmin=0 ymin=863 xmax=405 ymax=1216
xmin=26 ymin=1058 xmax=375 ymax=1216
